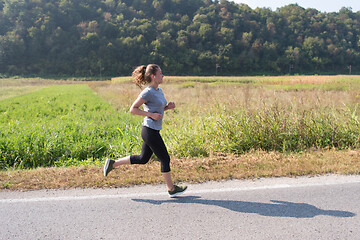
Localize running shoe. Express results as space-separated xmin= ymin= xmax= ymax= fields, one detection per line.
xmin=168 ymin=185 xmax=188 ymax=198
xmin=104 ymin=158 xmax=115 ymax=177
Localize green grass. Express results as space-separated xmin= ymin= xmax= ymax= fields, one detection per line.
xmin=0 ymin=84 xmax=142 ymax=169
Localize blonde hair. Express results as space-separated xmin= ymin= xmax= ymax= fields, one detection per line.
xmin=132 ymin=64 xmax=160 ymax=88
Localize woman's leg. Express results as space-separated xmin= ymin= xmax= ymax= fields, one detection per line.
xmin=162 ymin=172 xmax=175 ymax=191
xmin=113 ymin=156 xmax=130 ymax=168
xmin=140 ymin=127 xmax=174 ymax=190
xmin=129 ymin=133 xmax=154 ymax=165
xmin=141 ymin=127 xmax=171 ymax=173
xmin=104 ymin=128 xmax=153 ymax=176
xmin=145 ymin=131 xmax=187 ymax=196
xmin=105 ymin=126 xmax=186 ymax=195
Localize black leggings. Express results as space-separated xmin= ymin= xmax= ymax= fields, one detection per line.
xmin=130 ymin=126 xmax=171 ymax=173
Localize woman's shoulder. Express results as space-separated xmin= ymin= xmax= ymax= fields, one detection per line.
xmin=140 ymin=86 xmax=151 ymax=92
xmin=139 ymin=86 xmax=155 ymax=99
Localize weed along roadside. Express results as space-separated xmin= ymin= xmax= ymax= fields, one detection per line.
xmin=1 ymin=149 xmax=360 ymax=190
xmin=1 ymin=76 xmax=360 ymax=190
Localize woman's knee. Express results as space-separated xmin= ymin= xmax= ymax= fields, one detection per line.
xmin=139 ymin=158 xmax=150 ymax=164
xmin=130 ymin=154 xmax=151 ymax=165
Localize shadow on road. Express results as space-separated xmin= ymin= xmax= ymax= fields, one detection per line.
xmin=132 ymin=196 xmax=355 ymax=218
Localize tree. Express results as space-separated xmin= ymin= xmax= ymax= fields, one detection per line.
xmin=0 ymin=0 xmax=360 ymax=76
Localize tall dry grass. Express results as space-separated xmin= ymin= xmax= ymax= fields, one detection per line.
xmin=92 ymin=77 xmax=360 ymax=157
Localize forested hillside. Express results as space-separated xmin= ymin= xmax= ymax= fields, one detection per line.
xmin=0 ymin=0 xmax=359 ymax=76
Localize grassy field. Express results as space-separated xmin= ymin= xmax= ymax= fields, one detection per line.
xmin=1 ymin=75 xmax=360 ymax=190
xmin=110 ymin=75 xmax=360 ymax=155
xmin=0 ymin=82 xmax=142 ymax=170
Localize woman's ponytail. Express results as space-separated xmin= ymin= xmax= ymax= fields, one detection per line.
xmin=132 ymin=64 xmax=159 ymax=88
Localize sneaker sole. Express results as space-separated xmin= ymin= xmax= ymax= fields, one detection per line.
xmin=169 ymin=187 xmax=188 ymax=198
xmin=104 ymin=159 xmax=110 ymax=177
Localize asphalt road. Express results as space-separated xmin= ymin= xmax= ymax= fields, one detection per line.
xmin=1 ymin=175 xmax=359 ymax=240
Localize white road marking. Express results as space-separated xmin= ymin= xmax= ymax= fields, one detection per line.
xmin=0 ymin=191 xmax=165 ymax=203
xmin=1 ymin=176 xmax=359 ymax=204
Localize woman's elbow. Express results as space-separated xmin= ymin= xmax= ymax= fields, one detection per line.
xmin=129 ymin=106 xmax=136 ymax=114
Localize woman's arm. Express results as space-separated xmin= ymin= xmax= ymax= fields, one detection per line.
xmin=129 ymin=97 xmax=162 ymax=120
xmin=164 ymin=102 xmax=176 ymax=111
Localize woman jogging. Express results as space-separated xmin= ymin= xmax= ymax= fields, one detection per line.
xmin=104 ymin=64 xmax=187 ymax=198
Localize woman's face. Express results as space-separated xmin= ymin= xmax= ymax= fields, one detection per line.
xmin=153 ymin=67 xmax=164 ymax=84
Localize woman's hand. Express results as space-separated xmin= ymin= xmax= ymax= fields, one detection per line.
xmin=151 ymin=112 xmax=163 ymax=120
xmin=165 ymin=102 xmax=176 ymax=110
